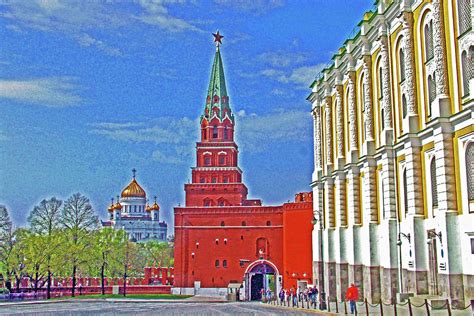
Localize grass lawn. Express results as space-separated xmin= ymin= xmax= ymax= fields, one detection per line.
xmin=54 ymin=294 xmax=193 ymax=300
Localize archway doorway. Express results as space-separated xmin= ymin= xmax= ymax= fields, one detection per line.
xmin=244 ymin=260 xmax=280 ymax=301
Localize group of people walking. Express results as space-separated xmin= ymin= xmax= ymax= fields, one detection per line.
xmin=262 ymin=283 xmax=359 ymax=314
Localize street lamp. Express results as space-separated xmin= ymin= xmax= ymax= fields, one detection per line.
xmin=312 ymin=211 xmax=326 ymax=310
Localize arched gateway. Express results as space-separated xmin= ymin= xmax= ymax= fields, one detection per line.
xmin=244 ymin=260 xmax=281 ymax=301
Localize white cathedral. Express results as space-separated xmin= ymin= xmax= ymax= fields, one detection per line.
xmin=102 ymin=169 xmax=168 ymax=242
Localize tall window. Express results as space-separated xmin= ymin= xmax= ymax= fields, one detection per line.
xmin=213 ymin=126 xmax=218 ymax=138
xmin=431 ymin=158 xmax=438 ymax=207
xmin=403 ymin=169 xmax=408 ymax=216
xmin=215 ymin=260 xmax=219 ymax=267
xmin=223 ymin=128 xmax=228 ymax=140
xmin=428 ymin=74 xmax=436 ymax=115
xmin=223 ymin=260 xmax=228 ymax=268
xmin=204 ymin=156 xmax=211 ymax=166
xmin=402 ymin=94 xmax=408 ymax=119
xmin=461 ymin=50 xmax=471 ymax=96
xmin=425 ymin=21 xmax=434 ymax=61
xmin=399 ymin=48 xmax=406 ymax=82
xmin=219 ymin=155 xmax=226 ymax=165
xmin=458 ymin=0 xmax=472 ymax=35
xmin=466 ymin=143 xmax=474 ymax=202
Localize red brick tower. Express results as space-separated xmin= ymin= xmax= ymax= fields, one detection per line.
xmin=184 ymin=33 xmax=256 ymax=208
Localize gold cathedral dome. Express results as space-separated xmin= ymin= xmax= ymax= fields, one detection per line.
xmin=121 ymin=169 xmax=146 ymax=198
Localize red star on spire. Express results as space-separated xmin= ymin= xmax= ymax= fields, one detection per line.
xmin=213 ymin=31 xmax=224 ymax=46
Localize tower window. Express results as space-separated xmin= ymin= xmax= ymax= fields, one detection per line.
xmin=242 ymin=221 xmax=246 ymax=226
xmin=224 ymin=128 xmax=228 ymax=140
xmin=212 ymin=177 xmax=217 ymax=183
xmin=266 ymin=221 xmax=271 ymax=226
xmin=200 ymin=178 xmax=205 ymax=183
xmin=220 ymin=221 xmax=225 ymax=227
xmin=213 ymin=126 xmax=218 ymax=138
xmin=204 ymin=157 xmax=211 ymax=166
xmin=215 ymin=260 xmax=219 ymax=267
xmin=223 ymin=260 xmax=228 ymax=268
xmin=223 ymin=176 xmax=229 ymax=183
xmin=219 ymin=156 xmax=226 ymax=165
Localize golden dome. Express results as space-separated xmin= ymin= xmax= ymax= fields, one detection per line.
xmin=151 ymin=201 xmax=160 ymax=211
xmin=107 ymin=204 xmax=114 ymax=212
xmin=145 ymin=204 xmax=151 ymax=212
xmin=121 ymin=178 xmax=146 ymax=198
xmin=114 ymin=202 xmax=122 ymax=210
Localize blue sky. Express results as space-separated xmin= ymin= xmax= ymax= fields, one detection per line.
xmin=0 ymin=0 xmax=372 ymax=230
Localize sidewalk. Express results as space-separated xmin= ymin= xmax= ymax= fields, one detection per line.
xmin=0 ymin=295 xmax=227 ymax=307
xmin=264 ymin=299 xmax=473 ymax=315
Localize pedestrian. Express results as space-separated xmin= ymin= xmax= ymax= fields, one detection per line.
xmin=345 ymin=283 xmax=359 ymax=314
xmin=279 ymin=288 xmax=285 ymax=304
xmin=260 ymin=288 xmax=265 ymax=302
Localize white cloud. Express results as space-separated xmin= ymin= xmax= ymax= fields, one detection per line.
xmin=261 ymin=64 xmax=325 ymax=88
xmin=152 ymin=149 xmax=186 ymax=164
xmin=0 ymin=77 xmax=82 ymax=107
xmin=1 ymin=0 xmax=202 ymax=55
xmin=91 ymin=110 xmax=309 ymax=157
xmin=237 ymin=110 xmax=311 ymax=153
xmin=213 ymin=0 xmax=284 ymax=14
xmin=257 ymin=52 xmax=308 ymax=68
xmin=75 ymin=33 xmax=122 ymax=57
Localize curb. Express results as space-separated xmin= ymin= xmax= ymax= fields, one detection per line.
xmin=0 ymin=298 xmax=228 ymax=307
xmin=259 ymin=302 xmax=339 ymax=315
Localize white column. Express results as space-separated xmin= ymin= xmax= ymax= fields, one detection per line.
xmin=335 ymin=85 xmax=345 ymax=162
xmin=347 ymin=71 xmax=359 ymax=162
xmin=325 ymin=96 xmax=334 ymax=170
xmin=380 ymin=35 xmax=394 ymax=145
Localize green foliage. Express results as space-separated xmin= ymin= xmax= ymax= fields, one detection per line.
xmin=1 ymin=193 xmax=175 ymax=294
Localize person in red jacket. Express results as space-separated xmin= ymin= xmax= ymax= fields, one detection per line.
xmin=345 ymin=283 xmax=359 ymax=314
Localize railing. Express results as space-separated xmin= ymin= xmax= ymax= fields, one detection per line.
xmin=265 ymin=294 xmax=474 ymax=315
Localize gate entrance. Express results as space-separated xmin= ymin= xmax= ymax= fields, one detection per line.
xmin=244 ymin=260 xmax=279 ymax=301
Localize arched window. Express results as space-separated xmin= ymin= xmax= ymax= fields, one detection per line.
xmin=403 ymin=168 xmax=408 ymax=215
xmin=431 ymin=158 xmax=438 ymax=207
xmin=242 ymin=221 xmax=246 ymax=226
xmin=266 ymin=221 xmax=271 ymax=226
xmin=219 ymin=155 xmax=226 ymax=165
xmin=461 ymin=50 xmax=471 ymax=96
xmin=402 ymin=94 xmax=407 ymax=119
xmin=213 ymin=126 xmax=218 ymax=138
xmin=223 ymin=127 xmax=228 ymax=140
xmin=223 ymin=260 xmax=227 ymax=268
xmin=425 ymin=21 xmax=434 ymax=61
xmin=204 ymin=156 xmax=211 ymax=166
xmin=399 ymin=48 xmax=406 ymax=82
xmin=458 ymin=0 xmax=472 ymax=35
xmin=215 ymin=260 xmax=219 ymax=267
xmin=466 ymin=143 xmax=474 ymax=201
xmin=220 ymin=221 xmax=225 ymax=227
xmin=428 ymin=74 xmax=436 ymax=115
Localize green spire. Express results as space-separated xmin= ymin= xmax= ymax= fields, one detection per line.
xmin=202 ymin=45 xmax=233 ymax=123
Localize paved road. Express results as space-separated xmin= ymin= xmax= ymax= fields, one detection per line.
xmin=0 ymin=301 xmax=326 ymax=315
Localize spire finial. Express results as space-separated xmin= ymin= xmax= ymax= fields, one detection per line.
xmin=132 ymin=168 xmax=136 ymax=179
xmin=116 ymin=195 xmax=120 ymax=202
xmin=213 ymin=30 xmax=223 ymax=49
xmin=154 ymin=195 xmax=157 ymax=203
xmin=111 ymin=197 xmax=114 ymax=205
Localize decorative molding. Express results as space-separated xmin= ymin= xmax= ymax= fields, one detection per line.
xmin=347 ymin=71 xmax=358 ymax=150
xmin=324 ymin=96 xmax=333 ymax=164
xmin=432 ymin=0 xmax=449 ymax=96
xmin=335 ymin=84 xmax=345 ymax=157
xmin=380 ymin=35 xmax=393 ymax=129
xmin=362 ymin=55 xmax=375 ymax=141
xmin=402 ymin=11 xmax=418 ymax=115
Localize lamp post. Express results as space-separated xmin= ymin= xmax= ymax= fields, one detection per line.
xmin=312 ymin=210 xmax=326 ymax=310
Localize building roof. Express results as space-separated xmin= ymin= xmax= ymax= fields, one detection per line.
xmin=121 ymin=178 xmax=146 ymax=198
xmin=201 ymin=44 xmax=234 ymax=123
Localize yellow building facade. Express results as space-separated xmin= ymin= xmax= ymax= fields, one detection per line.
xmin=308 ymin=0 xmax=473 ymax=306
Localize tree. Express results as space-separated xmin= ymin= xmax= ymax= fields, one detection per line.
xmin=61 ymin=193 xmax=98 ymax=297
xmin=89 ymin=228 xmax=126 ymax=295
xmin=0 ymin=206 xmax=14 ymax=287
xmin=0 ymin=206 xmax=11 ymax=238
xmin=28 ymin=198 xmax=62 ymax=298
xmin=139 ymin=241 xmax=173 ymax=268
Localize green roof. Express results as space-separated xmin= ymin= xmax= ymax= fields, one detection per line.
xmin=202 ymin=47 xmax=233 ymax=122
